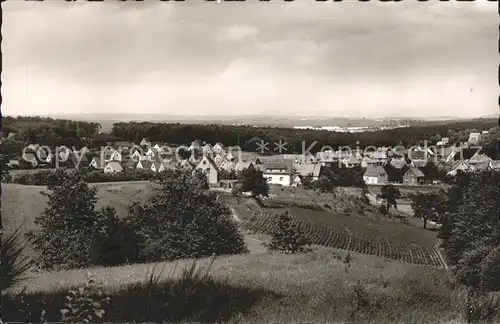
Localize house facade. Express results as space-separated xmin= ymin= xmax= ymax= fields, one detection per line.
xmin=104 ymin=161 xmax=123 ymax=174
xmin=363 ymin=166 xmax=388 ymax=185
xmin=296 ymin=163 xmax=321 ymax=181
xmin=140 ymin=138 xmax=151 ymax=147
xmin=90 ymin=156 xmax=104 ymax=169
xmin=194 ymin=155 xmax=220 ymax=185
xmin=447 ymin=161 xmax=471 ymax=176
xmin=262 ymin=163 xmax=292 ymax=187
xmin=403 ymin=167 xmax=425 ymax=185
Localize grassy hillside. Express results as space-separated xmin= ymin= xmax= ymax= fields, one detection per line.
xmin=3 ymin=182 xmax=442 ymax=266
xmin=2 ymin=182 xmax=153 ymax=234
xmin=2 ymin=247 xmax=473 ymax=323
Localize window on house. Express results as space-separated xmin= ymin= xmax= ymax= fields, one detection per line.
xmin=279 ymin=177 xmax=284 ymax=181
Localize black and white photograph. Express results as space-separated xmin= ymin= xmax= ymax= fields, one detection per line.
xmin=1 ymin=0 xmax=499 ymax=323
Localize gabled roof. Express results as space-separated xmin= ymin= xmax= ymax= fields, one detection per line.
xmin=474 ymin=162 xmax=491 ymax=171
xmin=450 ymin=160 xmax=470 ymax=170
xmin=234 ymin=161 xmax=252 ymax=172
xmin=262 ymin=162 xmax=292 ymax=173
xmin=106 ymin=161 xmax=123 ymax=171
xmin=405 ymin=167 xmax=425 ymax=178
xmin=390 ymin=158 xmax=407 ymax=169
xmin=296 ymin=163 xmax=321 ymax=177
xmin=468 ymin=153 xmax=492 ymax=164
xmin=363 ymin=165 xmax=386 ymax=177
xmin=196 ymin=155 xmax=219 ymax=171
xmin=152 ymin=161 xmax=162 ymax=170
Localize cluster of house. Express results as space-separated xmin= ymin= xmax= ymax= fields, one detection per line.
xmin=360 ymin=148 xmax=500 ymax=185
xmin=8 ymin=132 xmax=500 ymax=188
xmin=87 ymin=139 xmax=307 ymax=187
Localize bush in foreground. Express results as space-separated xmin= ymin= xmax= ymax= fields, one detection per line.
xmin=127 ymin=169 xmax=248 ymax=262
xmin=26 ymin=170 xmax=141 ymax=270
xmin=265 ymin=211 xmax=311 ymax=254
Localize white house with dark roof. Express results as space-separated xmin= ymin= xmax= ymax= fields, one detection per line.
xmin=262 ymin=162 xmax=293 ymax=187
xmin=213 ymin=142 xmax=225 ymax=154
xmin=446 ymin=160 xmax=471 ymax=176
xmin=202 ymin=143 xmax=213 ymax=154
xmin=363 ymin=165 xmax=388 ymax=185
xmin=109 ymin=150 xmax=122 ymax=162
xmin=403 ymin=167 xmax=425 ymax=185
xmin=104 ymin=161 xmax=123 ymax=174
xmin=296 ymin=163 xmax=321 ymax=181
xmin=194 ymin=155 xmax=220 ymax=185
xmin=130 ymin=149 xmax=143 ymax=161
xmin=140 ymin=138 xmax=151 ymax=147
xmin=90 ymin=156 xmax=104 ymax=169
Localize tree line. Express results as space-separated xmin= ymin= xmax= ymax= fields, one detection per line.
xmin=111 ymin=119 xmax=499 ymax=154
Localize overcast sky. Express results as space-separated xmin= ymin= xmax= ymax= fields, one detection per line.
xmin=2 ymin=0 xmax=498 ymax=118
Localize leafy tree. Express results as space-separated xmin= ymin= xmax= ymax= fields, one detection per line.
xmin=438 ymin=171 xmax=500 ymax=292
xmin=26 ymin=170 xmax=136 ymax=269
xmin=90 ymin=206 xmax=143 ymax=266
xmin=219 ymin=169 xmax=238 ymax=180
xmin=377 ymin=184 xmax=401 ymax=210
xmin=26 ymin=169 xmax=100 ymax=270
xmin=411 ymin=192 xmax=447 ymax=229
xmin=314 ymin=175 xmax=335 ymax=193
xmin=265 ymin=211 xmax=311 ymax=254
xmin=300 ymin=173 xmax=314 ymax=189
xmin=239 ymin=164 xmax=269 ymax=198
xmin=127 ymin=169 xmax=248 ymax=262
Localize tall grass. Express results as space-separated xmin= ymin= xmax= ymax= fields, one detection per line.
xmin=1 ymin=225 xmax=36 ymax=290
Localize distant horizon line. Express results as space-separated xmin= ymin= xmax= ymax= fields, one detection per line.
xmin=4 ymin=112 xmax=498 ymax=121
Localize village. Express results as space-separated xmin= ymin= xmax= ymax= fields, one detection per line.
xmin=9 ymin=130 xmax=499 ymax=188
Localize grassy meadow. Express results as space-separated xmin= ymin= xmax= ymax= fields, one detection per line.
xmin=3 ymin=247 xmax=475 ymax=323
xmin=2 ymin=181 xmax=496 ymax=322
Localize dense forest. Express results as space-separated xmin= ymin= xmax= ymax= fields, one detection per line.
xmin=111 ymin=118 xmax=499 ymax=154
xmin=2 ymin=116 xmax=101 ymax=146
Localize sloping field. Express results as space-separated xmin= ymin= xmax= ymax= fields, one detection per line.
xmin=2 ymin=182 xmax=154 ymax=235
xmin=219 ymin=188 xmax=444 ymax=267
xmin=2 ymin=247 xmax=469 ymax=323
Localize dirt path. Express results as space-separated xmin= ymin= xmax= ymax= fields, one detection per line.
xmin=230 ymin=207 xmax=267 ymax=255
